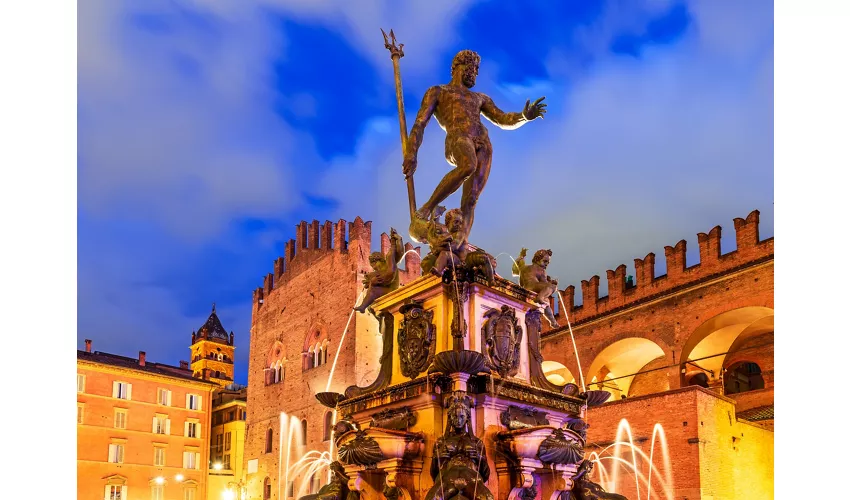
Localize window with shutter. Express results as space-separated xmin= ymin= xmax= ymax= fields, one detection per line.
xmin=225 ymin=432 xmax=231 ymax=451
xmin=77 ymin=404 xmax=84 ymax=424
xmin=151 ymin=484 xmax=164 ymax=500
xmin=114 ymin=410 xmax=127 ymax=429
xmin=154 ymin=447 xmax=166 ymax=466
xmin=183 ymin=487 xmax=197 ymax=500
xmin=77 ymin=374 xmax=85 ymax=393
xmin=153 ymin=415 xmax=167 ymax=434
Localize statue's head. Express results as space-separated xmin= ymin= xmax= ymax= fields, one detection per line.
xmin=532 ymin=249 xmax=553 ymax=269
xmin=369 ymin=251 xmax=387 ymax=272
xmin=445 ymin=208 xmax=464 ymax=234
xmin=445 ymin=392 xmax=473 ymax=432
xmin=452 ymin=50 xmax=480 ymax=88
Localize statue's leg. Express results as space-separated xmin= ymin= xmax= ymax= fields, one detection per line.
xmin=460 ymin=142 xmax=492 ymax=231
xmin=420 ymin=137 xmax=477 ymax=217
xmin=354 ymin=287 xmax=382 ymax=313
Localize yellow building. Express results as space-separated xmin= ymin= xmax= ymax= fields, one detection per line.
xmin=191 ymin=305 xmax=237 ymax=388
xmin=77 ymin=339 xmax=218 ymax=500
xmin=207 ymin=386 xmax=248 ymax=500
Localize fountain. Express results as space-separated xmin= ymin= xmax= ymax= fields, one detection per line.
xmin=281 ymin=29 xmax=683 ymax=500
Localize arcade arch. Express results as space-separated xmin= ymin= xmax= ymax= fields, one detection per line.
xmin=680 ymin=307 xmax=774 ymax=390
xmin=586 ymin=337 xmax=667 ymax=399
xmin=541 ymin=360 xmax=575 ymax=386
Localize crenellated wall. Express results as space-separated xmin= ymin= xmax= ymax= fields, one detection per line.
xmin=541 ymin=209 xmax=774 ymax=420
xmin=554 ymin=210 xmax=772 ymax=322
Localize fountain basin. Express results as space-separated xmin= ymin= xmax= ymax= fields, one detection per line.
xmin=581 ymin=390 xmax=612 ymax=407
xmin=428 ymin=350 xmax=490 ymax=375
xmin=497 ymin=426 xmax=584 ymax=465
xmin=336 ymin=427 xmax=425 ymax=467
xmin=315 ymin=392 xmax=346 ymax=409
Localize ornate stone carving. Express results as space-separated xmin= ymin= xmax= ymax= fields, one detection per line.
xmin=369 ymin=406 xmax=417 ymax=430
xmin=444 ymin=280 xmax=471 ymax=346
xmin=337 ymin=430 xmax=386 ymax=467
xmin=398 ymin=301 xmax=436 ymax=379
xmin=481 ymin=305 xmax=523 ymax=378
xmin=525 ymin=310 xmax=580 ymax=396
xmin=345 ymin=311 xmax=394 ymax=398
xmin=499 ymin=405 xmax=550 ymax=430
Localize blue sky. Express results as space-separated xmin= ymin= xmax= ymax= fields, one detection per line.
xmin=78 ymin=0 xmax=773 ymax=384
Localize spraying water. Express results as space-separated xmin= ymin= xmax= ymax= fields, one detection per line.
xmin=556 ymin=289 xmax=586 ymax=392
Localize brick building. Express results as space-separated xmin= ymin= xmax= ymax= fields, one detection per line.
xmin=242 ymin=210 xmax=773 ymax=500
xmin=77 ymin=340 xmax=218 ymax=500
xmin=540 ymin=209 xmax=773 ymax=499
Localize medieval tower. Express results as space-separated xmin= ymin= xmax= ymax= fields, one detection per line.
xmin=191 ymin=304 xmax=236 ymax=387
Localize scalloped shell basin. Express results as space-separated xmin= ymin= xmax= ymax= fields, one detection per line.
xmin=497 ymin=426 xmax=583 ymax=460
xmin=337 ymin=427 xmax=425 ymax=461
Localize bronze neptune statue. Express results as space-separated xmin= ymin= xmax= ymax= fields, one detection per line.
xmin=404 ymin=49 xmax=546 ymax=241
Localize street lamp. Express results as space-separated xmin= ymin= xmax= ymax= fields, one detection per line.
xmin=175 ymin=474 xmax=185 ymax=482
xmin=154 ymin=476 xmax=165 ymax=485
xmin=213 ymin=462 xmax=224 ymax=471
xmin=223 ymin=480 xmax=246 ymax=500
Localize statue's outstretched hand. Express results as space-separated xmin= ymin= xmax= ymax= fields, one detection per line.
xmin=402 ymin=154 xmax=417 ymax=177
xmin=522 ymin=97 xmax=547 ymax=121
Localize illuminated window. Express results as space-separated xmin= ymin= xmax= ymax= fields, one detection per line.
xmin=114 ymin=409 xmax=127 ymax=429
xmin=77 ymin=374 xmax=86 ymax=393
xmin=263 ymin=478 xmax=271 ymax=500
xmin=183 ymin=451 xmax=200 ymax=470
xmin=108 ymin=443 xmax=125 ymax=463
xmin=153 ymin=415 xmax=169 ymax=435
xmin=154 ymin=447 xmax=166 ymax=467
xmin=223 ymin=454 xmax=231 ymax=469
xmin=151 ymin=484 xmax=164 ymax=500
xmin=323 ymin=411 xmax=333 ymax=441
xmin=185 ymin=420 xmax=200 ymax=439
xmin=183 ymin=487 xmax=197 ymax=500
xmin=112 ymin=381 xmax=132 ymax=400
xmin=265 ymin=428 xmax=273 ymax=453
xmin=105 ymin=484 xmax=126 ymax=500
xmin=186 ymin=394 xmax=201 ymax=410
xmin=157 ymin=388 xmax=171 ymax=406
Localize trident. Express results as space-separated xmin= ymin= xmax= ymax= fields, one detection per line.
xmin=381 ymin=28 xmax=416 ymax=222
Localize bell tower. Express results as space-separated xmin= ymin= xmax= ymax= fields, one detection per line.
xmin=189 ymin=304 xmax=236 ymax=388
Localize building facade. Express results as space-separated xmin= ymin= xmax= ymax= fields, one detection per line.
xmin=243 ymin=218 xmax=420 ymax=500
xmin=208 ymin=386 xmax=248 ymax=500
xmin=77 ymin=340 xmax=218 ymax=500
xmin=539 ymin=209 xmax=773 ymax=499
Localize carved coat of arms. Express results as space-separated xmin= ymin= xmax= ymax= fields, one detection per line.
xmin=481 ymin=305 xmax=523 ymax=377
xmin=398 ymin=300 xmax=436 ymax=379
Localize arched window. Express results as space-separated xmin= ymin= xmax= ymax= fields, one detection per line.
xmin=322 ymin=411 xmax=333 ymax=441
xmin=265 ymin=428 xmax=273 ymax=453
xmin=307 ymin=346 xmax=315 ymax=370
xmin=724 ymin=361 xmax=765 ymax=394
xmin=687 ymin=373 xmax=710 ymax=388
xmin=263 ymin=477 xmax=272 ymax=500
xmin=301 ymin=419 xmax=308 ymax=445
xmin=217 ymin=353 xmax=223 ymax=361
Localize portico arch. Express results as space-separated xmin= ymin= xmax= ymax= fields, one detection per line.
xmin=586 ymin=337 xmax=667 ymax=398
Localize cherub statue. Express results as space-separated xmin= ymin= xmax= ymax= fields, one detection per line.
xmin=420 ymin=207 xmax=494 ymax=286
xmin=354 ymin=228 xmax=403 ymax=315
xmin=513 ymin=248 xmax=559 ymax=327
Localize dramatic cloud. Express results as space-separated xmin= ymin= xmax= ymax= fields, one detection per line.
xmin=78 ymin=0 xmax=773 ymax=381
